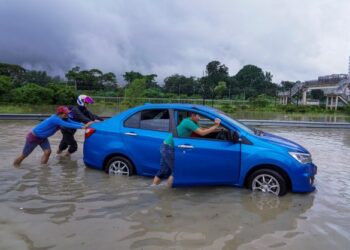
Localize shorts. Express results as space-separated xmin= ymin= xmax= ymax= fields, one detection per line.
xmin=155 ymin=143 xmax=174 ymax=179
xmin=22 ymin=132 xmax=51 ymax=156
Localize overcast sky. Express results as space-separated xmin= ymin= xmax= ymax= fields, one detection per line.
xmin=1 ymin=0 xmax=350 ymax=84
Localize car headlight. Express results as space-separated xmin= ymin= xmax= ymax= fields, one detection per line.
xmin=289 ymin=152 xmax=312 ymax=164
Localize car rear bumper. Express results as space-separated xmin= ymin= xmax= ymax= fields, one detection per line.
xmin=83 ymin=142 xmax=105 ymax=170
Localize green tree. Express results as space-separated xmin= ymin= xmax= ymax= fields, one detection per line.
xmin=0 ymin=63 xmax=25 ymax=78
xmin=47 ymin=84 xmax=76 ymax=104
xmin=101 ymin=72 xmax=118 ymax=91
xmin=280 ymin=81 xmax=295 ymax=91
xmin=123 ymin=71 xmax=144 ymax=85
xmin=163 ymin=74 xmax=197 ymax=96
xmin=0 ymin=76 xmax=13 ymax=101
xmin=21 ymin=70 xmax=60 ymax=86
xmin=10 ymin=83 xmax=54 ymax=104
xmin=200 ymin=61 xmax=229 ymax=99
xmin=123 ymin=71 xmax=158 ymax=88
xmin=143 ymin=87 xmax=163 ymax=98
xmin=235 ymin=65 xmax=276 ymax=99
xmin=0 ymin=63 xmax=26 ymax=87
xmin=65 ymin=66 xmax=81 ymax=90
xmin=123 ymin=78 xmax=147 ymax=107
xmin=65 ymin=67 xmax=117 ymax=90
xmin=214 ymin=81 xmax=227 ymax=99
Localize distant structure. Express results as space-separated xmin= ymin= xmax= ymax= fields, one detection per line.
xmin=348 ymin=56 xmax=350 ymax=78
xmin=278 ymin=58 xmax=350 ymax=110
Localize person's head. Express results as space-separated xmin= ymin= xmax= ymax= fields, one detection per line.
xmin=77 ymin=95 xmax=94 ymax=107
xmin=56 ymin=106 xmax=70 ymax=119
xmin=189 ymin=112 xmax=200 ymax=122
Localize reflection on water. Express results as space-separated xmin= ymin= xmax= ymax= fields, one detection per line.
xmin=233 ymin=111 xmax=350 ymax=122
xmin=0 ymin=121 xmax=349 ymax=249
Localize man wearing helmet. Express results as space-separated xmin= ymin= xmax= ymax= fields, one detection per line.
xmin=57 ymin=95 xmax=103 ymax=156
xmin=13 ymin=106 xmax=91 ymax=166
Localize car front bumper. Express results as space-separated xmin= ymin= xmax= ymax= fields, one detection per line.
xmin=291 ymin=162 xmax=317 ymax=193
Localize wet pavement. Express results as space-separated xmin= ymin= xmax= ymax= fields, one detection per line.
xmin=0 ymin=121 xmax=349 ymax=249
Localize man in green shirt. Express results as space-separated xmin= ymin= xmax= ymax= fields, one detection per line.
xmin=152 ymin=112 xmax=221 ymax=187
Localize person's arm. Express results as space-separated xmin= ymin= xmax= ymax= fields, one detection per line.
xmin=72 ymin=107 xmax=92 ymax=123
xmin=67 ymin=118 xmax=87 ymax=127
xmin=86 ymin=109 xmax=104 ymax=121
xmin=194 ymin=118 xmax=221 ymax=136
xmin=54 ymin=116 xmax=84 ymax=129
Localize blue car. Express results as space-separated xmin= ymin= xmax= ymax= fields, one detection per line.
xmin=83 ymin=104 xmax=317 ymax=196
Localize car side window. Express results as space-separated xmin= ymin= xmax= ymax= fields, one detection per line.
xmin=139 ymin=109 xmax=170 ymax=131
xmin=124 ymin=112 xmax=141 ymax=128
xmin=176 ymin=110 xmax=230 ymax=141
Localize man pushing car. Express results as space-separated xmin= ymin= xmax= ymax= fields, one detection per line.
xmin=152 ymin=112 xmax=221 ymax=187
xmin=13 ymin=106 xmax=92 ymax=166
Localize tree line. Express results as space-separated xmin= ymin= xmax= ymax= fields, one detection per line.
xmin=0 ymin=61 xmax=295 ymax=105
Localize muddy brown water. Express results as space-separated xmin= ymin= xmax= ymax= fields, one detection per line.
xmin=0 ymin=121 xmax=349 ymax=249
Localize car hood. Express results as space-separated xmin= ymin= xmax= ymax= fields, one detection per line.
xmin=257 ymin=131 xmax=309 ymax=153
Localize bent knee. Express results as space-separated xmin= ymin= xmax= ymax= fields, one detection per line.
xmin=44 ymin=149 xmax=52 ymax=155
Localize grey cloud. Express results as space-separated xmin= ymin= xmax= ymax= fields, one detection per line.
xmin=1 ymin=0 xmax=350 ymax=83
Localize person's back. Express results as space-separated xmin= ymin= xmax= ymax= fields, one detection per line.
xmin=57 ymin=95 xmax=102 ymax=156
xmin=14 ymin=106 xmax=85 ymax=166
xmin=176 ymin=117 xmax=199 ymax=137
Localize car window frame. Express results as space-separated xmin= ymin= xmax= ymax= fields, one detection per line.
xmin=172 ymin=108 xmax=234 ymax=142
xmin=123 ymin=108 xmax=173 ymax=132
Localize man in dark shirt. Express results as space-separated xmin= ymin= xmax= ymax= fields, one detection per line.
xmin=57 ymin=95 xmax=103 ymax=156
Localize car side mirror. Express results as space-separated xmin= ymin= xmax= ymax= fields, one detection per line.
xmin=230 ymin=130 xmax=241 ymax=143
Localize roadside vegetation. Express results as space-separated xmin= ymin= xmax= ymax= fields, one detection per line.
xmin=0 ymin=61 xmax=349 ymax=115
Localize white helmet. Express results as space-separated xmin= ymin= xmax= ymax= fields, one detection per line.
xmin=77 ymin=95 xmax=94 ymax=106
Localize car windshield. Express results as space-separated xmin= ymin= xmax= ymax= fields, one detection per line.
xmin=215 ymin=109 xmax=255 ymax=134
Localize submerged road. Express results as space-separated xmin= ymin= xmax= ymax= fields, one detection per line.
xmin=0 ymin=122 xmax=349 ymax=249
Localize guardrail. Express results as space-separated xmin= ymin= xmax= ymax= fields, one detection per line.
xmin=1 ymin=114 xmax=350 ymax=129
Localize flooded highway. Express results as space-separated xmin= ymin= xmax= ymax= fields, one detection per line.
xmin=0 ymin=121 xmax=349 ymax=249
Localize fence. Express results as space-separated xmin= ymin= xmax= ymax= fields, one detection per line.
xmin=92 ymin=96 xmax=249 ymax=109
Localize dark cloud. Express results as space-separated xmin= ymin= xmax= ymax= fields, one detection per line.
xmin=1 ymin=0 xmax=350 ymax=83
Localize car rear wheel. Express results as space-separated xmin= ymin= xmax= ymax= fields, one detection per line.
xmin=248 ymin=169 xmax=287 ymax=196
xmin=105 ymin=156 xmax=134 ymax=176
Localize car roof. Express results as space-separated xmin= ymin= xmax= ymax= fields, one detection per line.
xmin=109 ymin=103 xmax=220 ymax=123
xmin=141 ymin=103 xmax=218 ymax=113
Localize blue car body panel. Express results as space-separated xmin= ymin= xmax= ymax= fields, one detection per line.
xmin=172 ymin=137 xmax=241 ymax=186
xmin=83 ymin=103 xmax=317 ymax=193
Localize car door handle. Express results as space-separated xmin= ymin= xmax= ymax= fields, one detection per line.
xmin=124 ymin=132 xmax=137 ymax=136
xmin=178 ymin=144 xmax=194 ymax=149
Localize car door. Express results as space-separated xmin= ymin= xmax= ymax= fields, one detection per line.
xmin=172 ymin=110 xmax=241 ymax=186
xmin=120 ymin=108 xmax=173 ymax=176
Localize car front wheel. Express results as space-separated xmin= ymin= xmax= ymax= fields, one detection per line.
xmin=105 ymin=156 xmax=134 ymax=176
xmin=248 ymin=169 xmax=287 ymax=196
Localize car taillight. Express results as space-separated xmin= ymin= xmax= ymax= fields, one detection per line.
xmin=85 ymin=128 xmax=96 ymax=139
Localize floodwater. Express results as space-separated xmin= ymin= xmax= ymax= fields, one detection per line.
xmin=0 ymin=121 xmax=349 ymax=250
xmin=2 ymin=103 xmax=350 ymax=122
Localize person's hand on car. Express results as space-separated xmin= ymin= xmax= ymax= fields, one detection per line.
xmin=84 ymin=121 xmax=94 ymax=129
